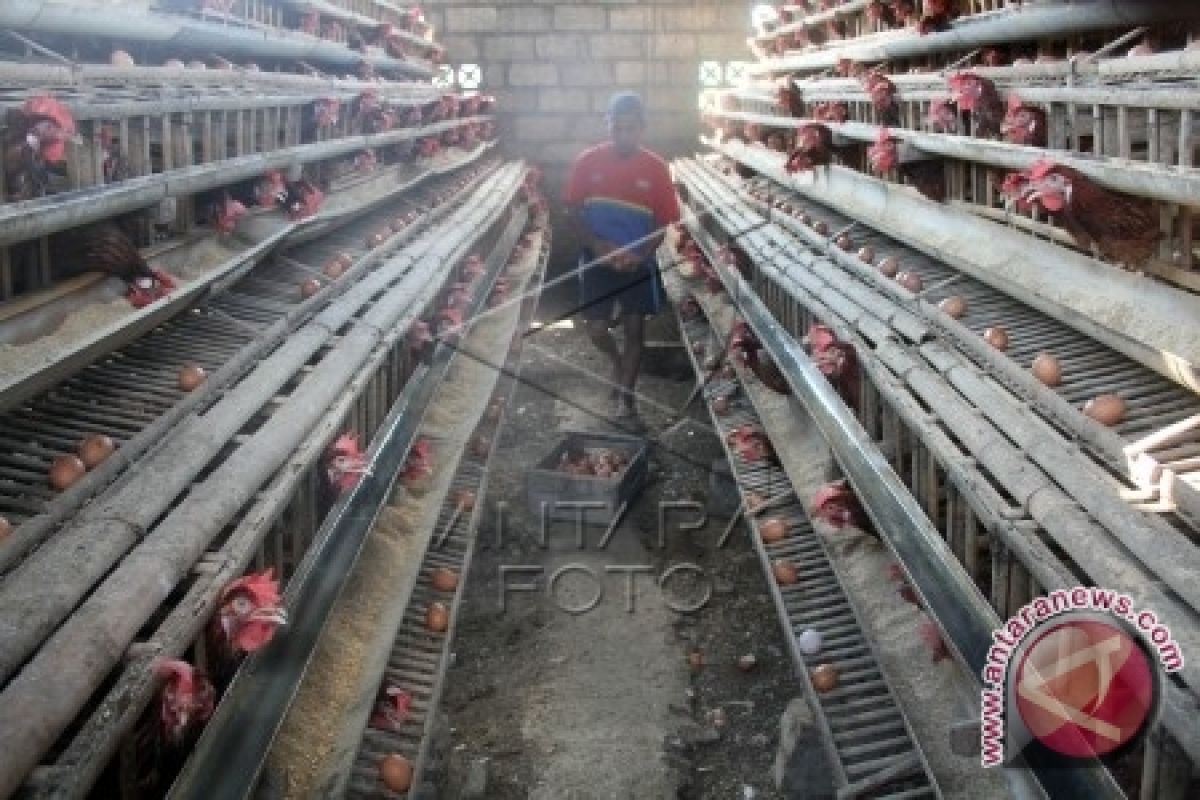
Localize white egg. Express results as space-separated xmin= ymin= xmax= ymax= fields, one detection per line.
xmin=798 ymin=629 xmax=822 ymax=655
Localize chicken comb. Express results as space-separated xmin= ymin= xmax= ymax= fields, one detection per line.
xmin=811 ymin=479 xmax=850 ymax=508
xmin=874 ymin=126 xmax=893 ymax=145
xmin=220 ymin=568 xmax=281 ymax=605
xmin=1006 ymin=93 xmax=1025 ymax=111
xmin=23 ymin=95 xmax=76 ymax=135
xmin=1028 ymin=159 xmax=1058 ymax=179
xmin=331 ymin=432 xmax=362 ymax=455
xmin=153 ymin=658 xmax=196 ymax=690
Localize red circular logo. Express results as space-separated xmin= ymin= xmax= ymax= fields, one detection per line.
xmin=1014 ymin=620 xmax=1155 ymax=758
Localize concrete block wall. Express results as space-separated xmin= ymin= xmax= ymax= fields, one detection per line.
xmin=423 ymin=1 xmax=751 ymax=172
xmin=421 ymin=1 xmax=752 ymax=313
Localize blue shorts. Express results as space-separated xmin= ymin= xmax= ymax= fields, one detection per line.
xmin=577 ymin=250 xmax=665 ymax=321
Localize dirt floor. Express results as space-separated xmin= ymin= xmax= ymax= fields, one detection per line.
xmin=431 ymin=297 xmax=834 ymax=799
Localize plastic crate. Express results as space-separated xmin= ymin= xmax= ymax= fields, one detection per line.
xmin=526 ymin=430 xmax=649 ymax=526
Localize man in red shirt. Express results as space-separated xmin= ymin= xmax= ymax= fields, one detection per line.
xmin=564 ymin=92 xmax=681 ymax=426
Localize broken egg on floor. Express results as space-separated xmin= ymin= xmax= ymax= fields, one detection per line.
xmin=798 ymin=629 xmax=822 ymax=655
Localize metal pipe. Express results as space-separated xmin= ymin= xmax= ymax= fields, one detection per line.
xmin=0 ymin=117 xmax=483 ymax=247
xmin=713 ymin=139 xmax=1200 ymax=391
xmin=0 ymin=165 xmax=524 ymax=800
xmin=750 ymin=0 xmax=1200 ymax=74
xmin=0 ymin=61 xmax=433 ymax=91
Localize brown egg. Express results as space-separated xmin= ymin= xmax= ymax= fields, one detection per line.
xmin=983 ymin=326 xmax=1010 ymax=351
xmin=301 ymin=278 xmax=322 ymax=299
xmin=379 ymin=754 xmax=413 ymax=792
xmin=938 ymin=296 xmax=967 ymax=319
xmin=687 ymin=649 xmax=704 ymax=673
xmin=178 ymin=364 xmax=207 ymax=392
xmin=737 ymin=654 xmax=758 ymax=672
xmin=877 ymin=257 xmax=900 ymax=278
xmin=0 ymin=515 xmax=12 ymax=541
xmin=760 ymin=517 xmax=788 ymax=542
xmin=390 ymin=216 xmax=407 ymax=233
xmin=834 ymin=234 xmax=854 ymax=251
xmin=772 ymin=560 xmax=799 ymax=585
xmin=897 ymin=271 xmax=923 ymax=292
xmin=811 ymin=663 xmax=839 ymax=692
xmin=471 ymin=435 xmax=491 ymax=458
xmin=713 ymin=395 xmax=732 ymax=416
xmin=485 ymin=402 xmax=504 ymax=422
xmin=426 ymin=602 xmax=449 ymax=632
xmin=431 ymin=567 xmax=459 ymax=592
xmin=49 ymin=455 xmax=86 ymax=491
xmin=77 ymin=434 xmax=115 ymax=469
xmin=367 ymin=231 xmax=387 ymax=248
xmin=1031 ymin=353 xmax=1063 ymax=387
xmin=813 ymin=221 xmax=829 ymax=236
xmin=1083 ymin=394 xmax=1126 ymax=426
xmin=323 ymin=258 xmax=347 ymax=280
xmin=857 ymin=246 xmax=875 ymax=264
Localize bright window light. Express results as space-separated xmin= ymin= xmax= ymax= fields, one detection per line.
xmin=699 ymin=60 xmax=723 ymax=87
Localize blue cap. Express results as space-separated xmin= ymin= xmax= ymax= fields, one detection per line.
xmin=607 ymin=91 xmax=645 ymax=122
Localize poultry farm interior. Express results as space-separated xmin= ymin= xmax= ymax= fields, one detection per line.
xmin=0 ymin=1 xmax=1198 ymax=799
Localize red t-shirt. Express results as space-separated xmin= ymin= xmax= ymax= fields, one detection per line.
xmin=564 ymin=143 xmax=681 ymax=251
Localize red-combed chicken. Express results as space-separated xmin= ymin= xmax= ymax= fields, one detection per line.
xmin=747 ymin=348 xmax=792 ymax=395
xmin=406 ymin=319 xmax=434 ymax=363
xmin=211 ymin=569 xmax=287 ymax=655
xmin=918 ymin=614 xmax=951 ymax=662
xmin=810 ymin=479 xmax=871 ymax=532
xmin=777 ymin=79 xmax=804 ymax=118
xmin=926 ymin=98 xmax=958 ymax=133
xmin=446 ymin=282 xmax=473 ymax=310
xmin=981 ymin=46 xmax=1008 ymax=67
xmin=887 ymin=562 xmax=921 ymax=606
xmin=154 ymin=659 xmax=215 ymax=745
xmin=900 ymin=159 xmax=947 ymax=202
xmin=460 ymin=254 xmax=486 ymax=282
xmin=3 ymin=94 xmax=76 ymax=201
xmin=354 ymin=149 xmax=378 ymax=173
xmin=369 ymin=686 xmax=414 ymax=732
xmin=254 ymin=170 xmax=288 ymax=209
xmin=863 ymin=71 xmax=900 ymax=125
xmin=807 ymin=324 xmax=860 ymax=410
xmin=726 ymin=424 xmax=777 ymax=464
xmin=210 ymin=192 xmax=247 ymax=235
xmin=282 ymin=178 xmax=323 ymax=221
xmin=785 ymin=123 xmax=835 ymax=174
xmin=718 ymin=243 xmax=753 ymax=283
xmin=313 ymin=97 xmax=341 ymax=129
xmin=866 ymin=0 xmax=902 ymax=28
xmin=867 ymin=128 xmax=899 ymax=175
xmin=300 ymin=11 xmax=320 ymax=35
xmin=813 ymin=101 xmax=850 ymax=123
xmin=435 ymin=306 xmax=464 ymax=337
xmin=1014 ymin=160 xmax=1161 ymax=268
xmin=54 ymin=223 xmax=174 ymax=307
xmin=401 ymin=438 xmax=435 ymax=487
xmin=1001 ymin=94 xmax=1047 ymax=148
xmin=418 ymin=137 xmax=440 ymax=159
xmin=947 ymin=72 xmax=1004 ymax=138
xmin=324 ymin=432 xmax=370 ymax=495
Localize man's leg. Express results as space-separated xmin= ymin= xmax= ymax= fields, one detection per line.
xmin=616 ymin=312 xmax=645 ymax=414
xmin=584 ymin=318 xmax=623 ymax=396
